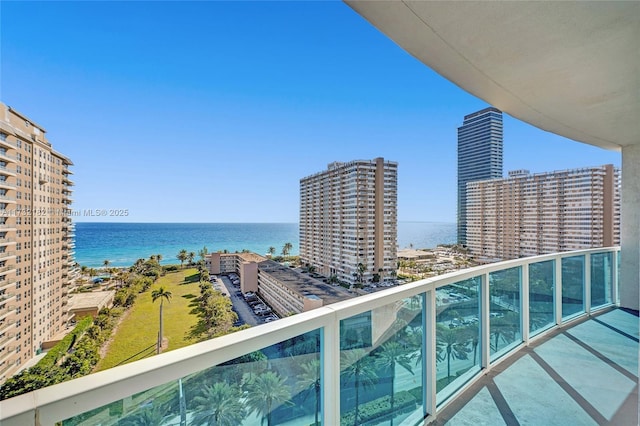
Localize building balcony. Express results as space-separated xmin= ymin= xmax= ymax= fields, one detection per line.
xmin=0 ymin=292 xmax=15 ymax=304
xmin=0 ymin=306 xmax=15 ymax=321
xmin=0 ymin=194 xmax=16 ymax=204
xmin=0 ymin=360 xmax=14 ymax=377
xmin=0 ymin=237 xmax=15 ymax=246
xmin=0 ymin=138 xmax=17 ymax=150
xmin=1 ymin=247 xmax=635 ymax=425
xmin=0 ymin=348 xmax=14 ymax=365
xmin=0 ymin=180 xmax=15 ymax=190
xmin=0 ymin=319 xmax=14 ymax=334
xmin=0 ymin=278 xmax=15 ymax=291
xmin=0 ymin=151 xmax=16 ymax=163
xmin=0 ymin=332 xmax=14 ymax=348
xmin=0 ymin=223 xmax=16 ymax=232
xmin=0 ymin=165 xmax=16 ymax=177
xmin=0 ymin=251 xmax=16 ymax=262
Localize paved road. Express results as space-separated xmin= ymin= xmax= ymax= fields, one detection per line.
xmin=217 ymin=275 xmax=262 ymax=326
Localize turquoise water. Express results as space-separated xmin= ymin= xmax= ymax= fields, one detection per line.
xmin=74 ymin=222 xmax=456 ymax=267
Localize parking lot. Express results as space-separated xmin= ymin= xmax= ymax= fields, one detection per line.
xmin=215 ymin=274 xmax=279 ymax=327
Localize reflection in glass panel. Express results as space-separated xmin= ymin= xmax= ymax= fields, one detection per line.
xmin=591 ymin=252 xmax=613 ymax=308
xmin=340 ymin=295 xmax=424 ymax=426
xmin=562 ymin=256 xmax=585 ymax=318
xmin=62 ymin=329 xmax=322 ymax=426
xmin=529 ymin=261 xmax=555 ymax=336
xmin=435 ymin=277 xmax=481 ymax=404
xmin=489 ymin=267 xmax=522 ymax=360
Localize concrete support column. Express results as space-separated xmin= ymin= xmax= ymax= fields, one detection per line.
xmin=620 ymin=144 xmax=640 ymax=310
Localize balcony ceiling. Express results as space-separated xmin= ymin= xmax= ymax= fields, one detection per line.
xmin=345 ymin=1 xmax=639 ymax=151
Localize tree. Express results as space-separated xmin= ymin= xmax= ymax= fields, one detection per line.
xmin=436 ymin=324 xmax=470 ymax=384
xmin=103 ymin=260 xmax=110 ymax=269
xmin=199 ymin=246 xmax=209 ymax=261
xmin=191 ymin=382 xmax=246 ymax=426
xmin=245 ymin=371 xmax=291 ymax=426
xmin=355 ymin=262 xmax=367 ymax=285
xmin=152 ymin=287 xmax=172 ymax=354
xmin=156 ymin=254 xmax=163 ymax=264
xmin=188 ymin=251 xmax=196 ymax=266
xmin=376 ymin=341 xmax=414 ymax=426
xmin=177 ymin=249 xmax=188 ymax=269
xmin=340 ymin=349 xmax=378 ymax=426
xmin=122 ymin=404 xmax=168 ymax=425
xmin=296 ymin=359 xmax=321 ymax=426
xmin=464 ymin=324 xmax=480 ymax=364
xmin=281 ymin=242 xmax=293 ymax=260
xmin=268 ymin=246 xmax=276 ymax=257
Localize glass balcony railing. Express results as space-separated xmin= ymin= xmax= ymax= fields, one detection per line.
xmin=0 ymin=247 xmax=621 ymax=426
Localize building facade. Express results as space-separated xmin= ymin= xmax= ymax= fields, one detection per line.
xmin=0 ymin=103 xmax=76 ymax=381
xmin=466 ymin=165 xmax=620 ymax=262
xmin=205 ymin=253 xmax=354 ymax=317
xmin=458 ymin=107 xmax=503 ymax=245
xmin=300 ymin=158 xmax=397 ymax=285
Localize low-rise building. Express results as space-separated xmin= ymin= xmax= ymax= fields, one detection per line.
xmin=205 ymin=252 xmax=354 ymax=317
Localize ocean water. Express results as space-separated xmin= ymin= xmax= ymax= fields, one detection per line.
xmin=74 ymin=222 xmax=456 ymax=267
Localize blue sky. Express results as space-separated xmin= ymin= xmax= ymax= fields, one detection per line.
xmin=0 ymin=1 xmax=620 ymax=223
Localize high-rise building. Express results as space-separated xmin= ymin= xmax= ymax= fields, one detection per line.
xmin=0 ymin=103 xmax=76 ymax=381
xmin=300 ymin=158 xmax=397 ymax=285
xmin=457 ymin=107 xmax=503 ymax=245
xmin=466 ymin=165 xmax=620 ymax=262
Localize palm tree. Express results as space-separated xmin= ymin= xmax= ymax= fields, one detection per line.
xmin=281 ymin=242 xmax=293 ymax=260
xmin=296 ymin=359 xmax=321 ymax=426
xmin=103 ymin=259 xmax=110 ymax=269
xmin=198 ymin=246 xmax=209 ymax=261
xmin=464 ymin=324 xmax=480 ymax=364
xmin=340 ymin=349 xmax=378 ymax=426
xmin=191 ymin=382 xmax=246 ymax=426
xmin=151 ymin=287 xmax=172 ymax=354
xmin=156 ymin=254 xmax=163 ymax=264
xmin=376 ymin=341 xmax=414 ymax=426
xmin=436 ymin=324 xmax=470 ymax=384
xmin=122 ymin=404 xmax=167 ymax=426
xmin=355 ymin=262 xmax=367 ymax=285
xmin=188 ymin=251 xmax=196 ymax=266
xmin=177 ymin=249 xmax=188 ymax=269
xmin=268 ymin=246 xmax=276 ymax=257
xmin=245 ymin=371 xmax=291 ymax=426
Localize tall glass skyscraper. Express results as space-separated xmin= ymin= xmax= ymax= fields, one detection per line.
xmin=457 ymin=107 xmax=503 ymax=244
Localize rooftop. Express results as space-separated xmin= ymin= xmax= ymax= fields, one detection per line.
xmin=67 ymin=291 xmax=115 ymax=311
xmin=258 ymin=259 xmax=355 ymax=305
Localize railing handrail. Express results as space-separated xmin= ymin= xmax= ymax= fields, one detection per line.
xmin=0 ymin=246 xmax=621 ymax=424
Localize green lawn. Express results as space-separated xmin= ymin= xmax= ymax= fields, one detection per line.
xmin=96 ymin=268 xmax=201 ymax=372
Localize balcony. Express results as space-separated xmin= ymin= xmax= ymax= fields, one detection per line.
xmin=0 ymin=279 xmax=15 ymax=291
xmin=0 ymin=138 xmax=16 ymax=150
xmin=0 ymin=180 xmax=15 ymax=190
xmin=0 ymin=306 xmax=15 ymax=321
xmin=0 ymin=237 xmax=15 ymax=246
xmin=0 ymin=292 xmax=15 ymax=304
xmin=0 ymin=332 xmax=14 ymax=348
xmin=1 ymin=247 xmax=636 ymax=425
xmin=0 ymin=194 xmax=16 ymax=204
xmin=0 ymin=251 xmax=16 ymax=261
xmin=0 ymin=348 xmax=14 ymax=365
xmin=0 ymin=151 xmax=16 ymax=163
xmin=0 ymin=319 xmax=14 ymax=334
xmin=0 ymin=165 xmax=16 ymax=177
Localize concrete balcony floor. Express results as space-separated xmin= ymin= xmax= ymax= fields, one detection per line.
xmin=438 ymin=308 xmax=639 ymax=426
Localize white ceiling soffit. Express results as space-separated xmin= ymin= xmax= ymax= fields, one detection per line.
xmin=345 ymin=1 xmax=640 ymax=151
